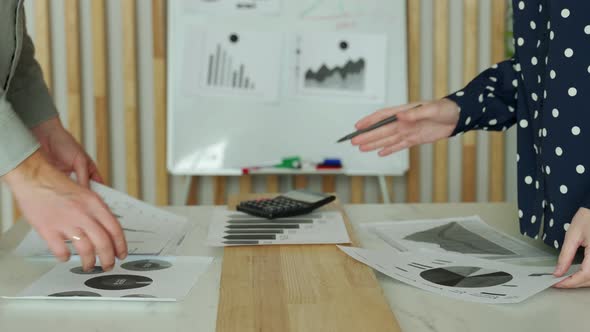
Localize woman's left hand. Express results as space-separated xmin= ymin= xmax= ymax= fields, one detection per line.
xmin=31 ymin=117 xmax=103 ymax=187
xmin=553 ymin=207 xmax=590 ymax=288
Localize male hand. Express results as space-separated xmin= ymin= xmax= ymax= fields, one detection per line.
xmin=554 ymin=207 xmax=590 ymax=288
xmin=4 ymin=150 xmax=127 ymax=271
xmin=351 ymin=99 xmax=460 ymax=156
xmin=31 ymin=117 xmax=102 ymax=187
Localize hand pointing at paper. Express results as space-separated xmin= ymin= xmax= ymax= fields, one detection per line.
xmin=553 ymin=208 xmax=590 ymax=288
xmin=350 ymin=99 xmax=460 ymax=156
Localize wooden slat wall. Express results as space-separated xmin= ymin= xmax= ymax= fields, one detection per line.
xmin=34 ymin=0 xmax=53 ymax=91
xmin=91 ymin=0 xmax=111 ymax=185
xmin=293 ymin=175 xmax=307 ymax=189
xmin=433 ymin=0 xmax=450 ymax=202
xmin=406 ymin=0 xmax=421 ymax=202
xmin=350 ymin=176 xmax=364 ymax=204
xmin=489 ymin=0 xmax=507 ymax=202
xmin=152 ymin=0 xmax=169 ymax=205
xmin=64 ymin=0 xmax=82 ymax=143
xmin=239 ymin=175 xmax=253 ymax=194
xmin=461 ymin=0 xmax=479 ymax=202
xmin=265 ymin=175 xmax=279 ymax=194
xmin=322 ymin=175 xmax=336 ymax=194
xmin=2 ymin=0 xmax=517 ymax=229
xmin=121 ymin=0 xmax=141 ymax=198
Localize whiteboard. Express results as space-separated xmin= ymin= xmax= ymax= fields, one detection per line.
xmin=167 ymin=0 xmax=408 ymax=176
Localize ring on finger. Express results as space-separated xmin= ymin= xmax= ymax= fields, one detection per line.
xmin=69 ymin=230 xmax=87 ymax=242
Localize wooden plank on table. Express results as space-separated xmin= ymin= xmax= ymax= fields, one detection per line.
xmin=152 ymin=0 xmax=169 ymax=205
xmin=350 ymin=176 xmax=364 ymax=203
xmin=186 ymin=176 xmax=199 ymax=205
xmin=239 ymin=175 xmax=252 ymax=195
xmin=322 ymin=175 xmax=336 ymax=193
xmin=462 ymin=0 xmax=479 ymax=202
xmin=406 ymin=0 xmax=421 ymax=203
xmin=216 ymin=194 xmax=401 ymax=332
xmin=64 ymin=0 xmax=82 ymax=143
xmin=293 ymin=175 xmax=307 ymax=189
xmin=433 ymin=0 xmax=449 ymax=203
xmin=122 ymin=0 xmax=141 ymax=198
xmin=266 ymin=175 xmax=279 ymax=193
xmin=214 ymin=176 xmax=227 ymax=205
xmin=489 ymin=0 xmax=506 ymax=202
xmin=91 ymin=0 xmax=111 ymax=185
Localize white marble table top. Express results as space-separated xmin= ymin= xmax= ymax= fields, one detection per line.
xmin=0 ymin=203 xmax=587 ymax=332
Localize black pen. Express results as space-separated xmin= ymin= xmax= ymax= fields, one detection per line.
xmin=336 ymin=104 xmax=423 ymax=143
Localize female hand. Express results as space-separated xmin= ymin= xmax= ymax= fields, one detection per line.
xmin=31 ymin=117 xmax=102 ymax=187
xmin=554 ymin=207 xmax=590 ymax=288
xmin=351 ymin=99 xmax=460 ymax=156
xmin=4 ymin=151 xmax=127 ymax=271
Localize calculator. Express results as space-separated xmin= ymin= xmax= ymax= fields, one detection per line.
xmin=237 ymin=190 xmax=336 ymax=219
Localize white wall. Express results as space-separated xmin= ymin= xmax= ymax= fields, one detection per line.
xmin=0 ymin=0 xmax=517 ymax=233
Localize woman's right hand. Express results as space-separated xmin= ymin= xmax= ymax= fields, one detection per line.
xmin=351 ymin=98 xmax=460 ymax=156
xmin=3 ymin=150 xmax=127 ymax=271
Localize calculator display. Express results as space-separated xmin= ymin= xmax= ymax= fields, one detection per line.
xmin=282 ymin=191 xmax=327 ymax=203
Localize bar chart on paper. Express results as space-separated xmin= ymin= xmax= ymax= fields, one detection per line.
xmin=205 ymin=42 xmax=256 ymax=90
xmin=182 ymin=28 xmax=282 ymax=101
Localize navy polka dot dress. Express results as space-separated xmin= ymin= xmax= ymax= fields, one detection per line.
xmin=446 ymin=0 xmax=590 ymax=250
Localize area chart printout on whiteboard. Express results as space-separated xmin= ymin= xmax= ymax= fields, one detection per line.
xmin=182 ymin=28 xmax=282 ymax=102
xmin=294 ymin=32 xmax=387 ymax=103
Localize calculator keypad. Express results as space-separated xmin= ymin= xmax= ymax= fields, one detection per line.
xmin=239 ymin=197 xmax=310 ymax=218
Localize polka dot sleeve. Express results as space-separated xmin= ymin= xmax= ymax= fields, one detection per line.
xmin=446 ymin=59 xmax=519 ymax=136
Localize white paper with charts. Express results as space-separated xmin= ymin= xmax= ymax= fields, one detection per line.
xmin=363 ymin=216 xmax=552 ymax=261
xmin=3 ymin=256 xmax=212 ymax=302
xmin=293 ymin=32 xmax=387 ymax=103
xmin=182 ymin=28 xmax=282 ymax=102
xmin=339 ymin=246 xmax=577 ymax=304
xmin=206 ymin=209 xmax=350 ymax=246
xmin=15 ymin=181 xmax=189 ymax=256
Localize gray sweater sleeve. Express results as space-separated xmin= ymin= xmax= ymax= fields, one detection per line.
xmin=0 ymin=96 xmax=39 ymax=176
xmin=6 ymin=29 xmax=58 ymax=128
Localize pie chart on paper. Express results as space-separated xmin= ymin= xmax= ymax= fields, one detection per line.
xmin=419 ymin=266 xmax=513 ymax=288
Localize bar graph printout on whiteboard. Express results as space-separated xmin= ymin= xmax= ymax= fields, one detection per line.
xmin=182 ymin=28 xmax=282 ymax=102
